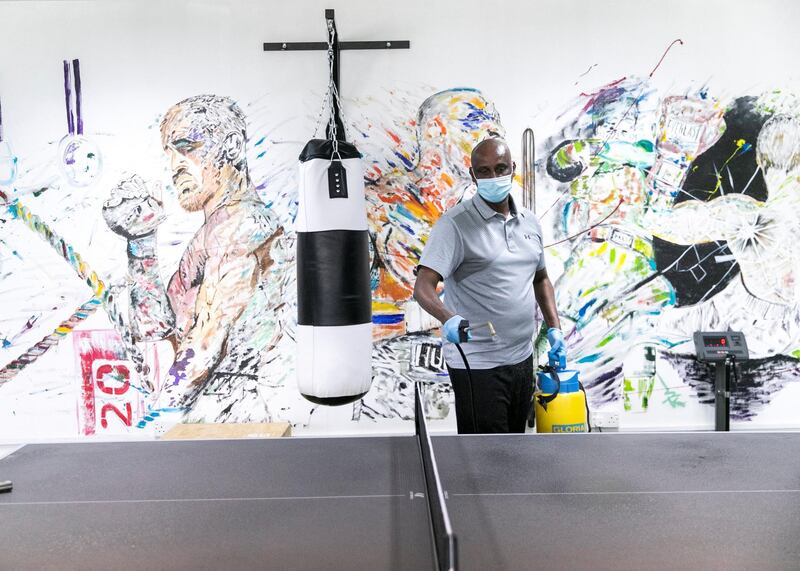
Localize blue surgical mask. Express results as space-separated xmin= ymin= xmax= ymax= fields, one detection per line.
xmin=475 ymin=174 xmax=513 ymax=203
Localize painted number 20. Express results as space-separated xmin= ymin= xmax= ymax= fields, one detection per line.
xmin=95 ymin=364 xmax=133 ymax=428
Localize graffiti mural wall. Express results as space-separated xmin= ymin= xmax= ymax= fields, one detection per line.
xmin=1 ymin=0 xmax=799 ymax=438
xmin=541 ymin=78 xmax=800 ymax=427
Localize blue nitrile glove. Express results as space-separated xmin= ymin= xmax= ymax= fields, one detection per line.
xmin=547 ymin=327 xmax=567 ymax=369
xmin=442 ymin=315 xmax=470 ymax=344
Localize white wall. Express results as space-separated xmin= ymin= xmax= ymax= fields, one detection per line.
xmin=1 ymin=0 xmax=799 ymax=440
xmin=2 ymin=0 xmax=798 ymax=155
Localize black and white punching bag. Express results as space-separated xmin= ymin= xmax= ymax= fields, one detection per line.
xmin=296 ymin=139 xmax=373 ymax=405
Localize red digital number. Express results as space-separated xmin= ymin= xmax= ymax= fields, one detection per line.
xmin=95 ymin=364 xmax=130 ymax=396
xmin=100 ymin=402 xmax=133 ymax=428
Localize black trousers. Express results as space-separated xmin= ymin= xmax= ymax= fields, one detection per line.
xmin=447 ymin=354 xmax=534 ymax=434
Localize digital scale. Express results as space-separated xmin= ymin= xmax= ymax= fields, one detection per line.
xmin=693 ymin=331 xmax=749 ymax=431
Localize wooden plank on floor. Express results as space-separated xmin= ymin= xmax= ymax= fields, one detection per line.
xmin=162 ymin=422 xmax=291 ymax=440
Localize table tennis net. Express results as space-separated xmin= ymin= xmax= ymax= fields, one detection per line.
xmin=415 ymin=382 xmax=458 ymax=571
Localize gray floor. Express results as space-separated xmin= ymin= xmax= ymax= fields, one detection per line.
xmin=2 ymin=433 xmax=800 ymax=571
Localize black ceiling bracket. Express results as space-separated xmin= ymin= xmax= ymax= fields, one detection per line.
xmin=264 ymin=9 xmax=410 ymax=141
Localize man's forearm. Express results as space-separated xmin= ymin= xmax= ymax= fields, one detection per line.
xmin=534 ymin=278 xmax=561 ymax=330
xmin=413 ymin=283 xmax=454 ymax=324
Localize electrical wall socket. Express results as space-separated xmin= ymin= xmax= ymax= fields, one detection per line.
xmin=591 ymin=410 xmax=620 ymax=429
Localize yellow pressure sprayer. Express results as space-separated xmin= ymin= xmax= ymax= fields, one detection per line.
xmin=534 ymin=365 xmax=591 ymax=433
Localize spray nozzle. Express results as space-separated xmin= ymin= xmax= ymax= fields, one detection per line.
xmin=458 ymin=320 xmax=496 ymax=343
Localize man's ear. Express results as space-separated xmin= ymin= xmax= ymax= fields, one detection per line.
xmin=222 ymin=131 xmax=245 ymax=166
xmin=469 ymin=167 xmax=477 ymax=184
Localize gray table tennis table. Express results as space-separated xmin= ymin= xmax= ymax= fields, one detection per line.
xmin=2 ymin=387 xmax=800 ymax=570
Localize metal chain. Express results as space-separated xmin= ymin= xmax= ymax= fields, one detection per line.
xmin=326 ymin=27 xmax=341 ymax=161
xmin=311 ymin=19 xmax=348 ymax=162
xmin=330 ymin=74 xmax=350 ymax=142
xmin=311 ymin=57 xmax=333 ymax=139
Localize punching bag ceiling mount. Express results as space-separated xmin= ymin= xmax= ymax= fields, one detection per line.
xmin=263 ymin=9 xmax=411 ymax=141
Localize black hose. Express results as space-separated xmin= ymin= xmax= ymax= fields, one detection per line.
xmin=454 ymin=343 xmax=478 ymax=433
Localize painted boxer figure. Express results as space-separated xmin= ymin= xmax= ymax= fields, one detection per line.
xmin=103 ymin=95 xmax=289 ymax=422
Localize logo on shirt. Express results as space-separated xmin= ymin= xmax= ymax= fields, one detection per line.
xmin=523 ymin=233 xmax=534 ymax=240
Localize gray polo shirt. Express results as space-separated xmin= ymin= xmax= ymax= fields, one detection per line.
xmin=418 ymin=193 xmax=546 ymax=369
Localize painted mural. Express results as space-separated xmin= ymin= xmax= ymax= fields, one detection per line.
xmin=541 ymin=78 xmax=800 ymax=421
xmin=1 ymin=49 xmax=799 ymax=436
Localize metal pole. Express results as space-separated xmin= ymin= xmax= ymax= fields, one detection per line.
xmin=521 ymin=128 xmax=535 ymax=211
xmin=522 ymin=128 xmax=540 ymax=368
xmin=714 ymin=360 xmax=730 ymax=431
xmin=325 ymin=9 xmax=346 ymax=142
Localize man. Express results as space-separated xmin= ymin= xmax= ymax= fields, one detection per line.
xmin=103 ymin=95 xmax=291 ymax=423
xmin=413 ymin=137 xmax=565 ymax=433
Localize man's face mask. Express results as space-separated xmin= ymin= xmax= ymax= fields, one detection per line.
xmin=475 ymin=174 xmax=513 ymax=203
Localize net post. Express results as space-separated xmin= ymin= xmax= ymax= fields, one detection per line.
xmin=414 ymin=379 xmax=421 ymax=437
xmin=414 ymin=382 xmax=458 ymax=571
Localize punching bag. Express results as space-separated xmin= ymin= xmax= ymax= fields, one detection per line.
xmin=296 ymin=139 xmax=373 ymax=405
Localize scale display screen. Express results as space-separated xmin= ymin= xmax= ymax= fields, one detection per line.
xmin=694 ymin=331 xmax=748 ymax=362
xmin=703 ymin=336 xmax=728 ymax=348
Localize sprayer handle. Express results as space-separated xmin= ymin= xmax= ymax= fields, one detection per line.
xmin=548 ymin=351 xmax=567 ymax=370
xmin=457 ymin=319 xmax=471 ymax=343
